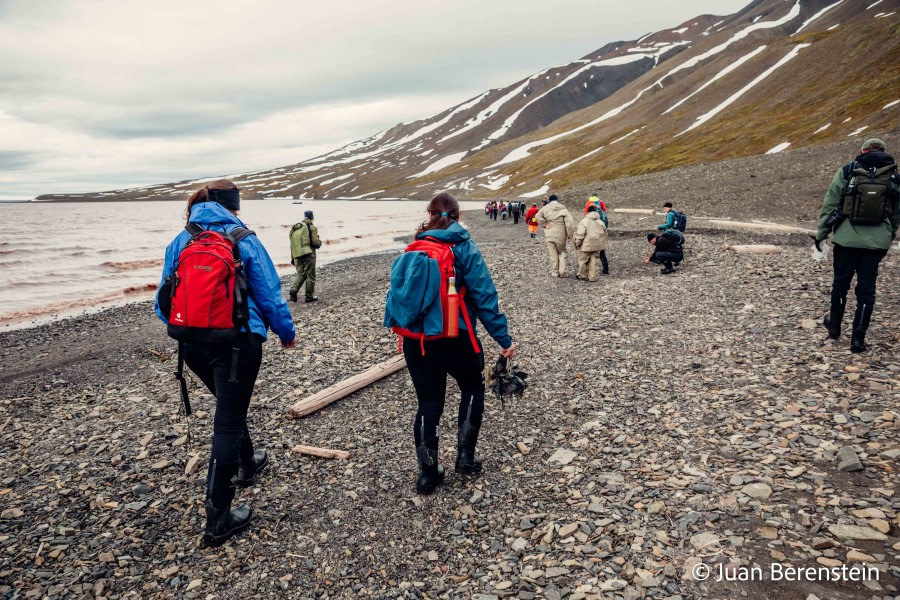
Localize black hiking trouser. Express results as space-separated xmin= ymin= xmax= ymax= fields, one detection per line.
xmin=650 ymin=250 xmax=683 ymax=269
xmin=403 ymin=336 xmax=485 ymax=454
xmin=831 ymin=244 xmax=887 ymax=321
xmin=599 ymin=250 xmax=609 ymax=272
xmin=183 ymin=334 xmax=264 ymax=464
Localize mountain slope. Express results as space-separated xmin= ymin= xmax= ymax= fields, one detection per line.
xmin=39 ymin=0 xmax=900 ymax=202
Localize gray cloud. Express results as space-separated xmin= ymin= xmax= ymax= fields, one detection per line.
xmin=0 ymin=150 xmax=36 ymax=170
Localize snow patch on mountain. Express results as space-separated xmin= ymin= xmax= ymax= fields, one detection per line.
xmin=545 ymin=146 xmax=605 ymax=175
xmin=408 ymin=151 xmax=468 ymax=178
xmin=320 ymin=172 xmax=354 ymax=186
xmin=766 ymin=142 xmax=791 ymax=153
xmin=519 ymin=183 xmax=551 ymax=198
xmin=342 ymin=190 xmax=385 ymax=199
xmin=480 ymin=174 xmax=510 ymax=191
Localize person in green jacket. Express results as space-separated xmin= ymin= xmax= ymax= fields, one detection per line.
xmin=815 ymin=138 xmax=899 ymax=353
xmin=289 ymin=210 xmax=321 ymax=303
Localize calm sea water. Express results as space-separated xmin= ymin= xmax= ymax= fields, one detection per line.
xmin=0 ymin=199 xmax=483 ymax=330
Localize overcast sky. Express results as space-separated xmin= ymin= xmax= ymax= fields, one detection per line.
xmin=0 ymin=0 xmax=750 ymax=199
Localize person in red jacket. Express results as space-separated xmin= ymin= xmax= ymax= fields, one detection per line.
xmin=525 ymin=204 xmax=539 ymax=238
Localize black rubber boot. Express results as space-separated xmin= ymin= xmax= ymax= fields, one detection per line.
xmin=415 ymin=445 xmax=444 ymax=495
xmin=660 ymin=266 xmax=675 ymax=275
xmin=850 ymin=303 xmax=872 ymax=354
xmin=289 ymin=291 xmax=298 ymax=303
xmin=305 ymin=295 xmax=318 ymax=303
xmin=455 ymin=392 xmax=483 ymax=476
xmin=236 ymin=449 xmax=268 ymax=488
xmin=823 ymin=297 xmax=845 ymax=339
xmin=202 ymin=459 xmax=252 ymax=547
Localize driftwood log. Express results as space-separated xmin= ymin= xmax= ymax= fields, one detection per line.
xmin=286 ymin=354 xmax=407 ymax=418
xmin=725 ymin=244 xmax=782 ymax=254
xmin=292 ymin=444 xmax=350 ymax=460
xmin=707 ymin=219 xmax=814 ymax=235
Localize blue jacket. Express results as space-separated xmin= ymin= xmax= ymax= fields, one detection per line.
xmin=383 ymin=222 xmax=512 ymax=349
xmin=154 ymin=202 xmax=296 ymax=344
xmin=657 ymin=210 xmax=676 ymax=230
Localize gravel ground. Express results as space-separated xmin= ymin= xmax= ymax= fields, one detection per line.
xmin=1 ymin=196 xmax=898 ymax=599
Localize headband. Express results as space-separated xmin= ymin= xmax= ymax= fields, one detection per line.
xmin=206 ymin=187 xmax=240 ymax=210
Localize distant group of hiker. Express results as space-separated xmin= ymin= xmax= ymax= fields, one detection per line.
xmin=152 ymin=135 xmax=897 ymax=547
xmin=484 ymin=200 xmax=527 ymax=224
xmin=522 ymin=191 xmax=687 ymax=280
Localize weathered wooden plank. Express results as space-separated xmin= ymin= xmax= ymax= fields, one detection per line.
xmin=286 ymin=354 xmax=407 ymax=418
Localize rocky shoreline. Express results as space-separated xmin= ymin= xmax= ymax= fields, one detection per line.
xmin=1 ymin=201 xmax=898 ymax=599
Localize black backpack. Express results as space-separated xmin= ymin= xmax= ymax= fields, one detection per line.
xmin=671 ymin=210 xmax=687 ymax=232
xmin=841 ymin=161 xmax=899 ymax=225
xmin=662 ymin=229 xmax=685 ymax=249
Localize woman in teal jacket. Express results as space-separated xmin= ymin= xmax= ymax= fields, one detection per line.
xmin=155 ymin=180 xmax=296 ymax=546
xmin=385 ymin=192 xmax=516 ymax=494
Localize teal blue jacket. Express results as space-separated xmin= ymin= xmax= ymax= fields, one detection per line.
xmin=384 ymin=222 xmax=512 ymax=349
xmin=657 ymin=210 xmax=676 ymax=230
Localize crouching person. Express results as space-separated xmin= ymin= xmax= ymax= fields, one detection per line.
xmin=574 ymin=205 xmax=609 ymax=281
xmin=155 ymin=180 xmax=296 ymax=546
xmin=384 ymin=192 xmax=516 ymax=495
xmin=645 ymin=230 xmax=684 ymax=274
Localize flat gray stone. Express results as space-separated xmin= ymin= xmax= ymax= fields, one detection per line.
xmin=548 ymin=448 xmax=577 ymax=465
xmin=826 ymin=524 xmax=887 ymax=541
xmin=741 ymin=482 xmax=773 ymax=499
xmin=837 ymin=446 xmax=863 ymax=472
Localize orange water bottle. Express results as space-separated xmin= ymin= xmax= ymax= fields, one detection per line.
xmin=446 ymin=276 xmax=459 ymax=337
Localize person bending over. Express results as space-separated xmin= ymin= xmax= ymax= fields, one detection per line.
xmin=645 ymin=231 xmax=684 ymax=274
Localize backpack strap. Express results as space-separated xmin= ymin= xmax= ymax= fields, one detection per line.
xmin=458 ymin=289 xmax=481 ymax=355
xmin=842 ymin=160 xmax=858 ymax=184
xmin=226 ymin=226 xmax=255 ymax=261
xmin=185 ymin=222 xmax=204 ymax=237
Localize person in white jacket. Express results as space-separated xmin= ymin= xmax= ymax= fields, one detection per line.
xmin=573 ymin=205 xmax=609 ymax=281
xmin=535 ymin=194 xmax=575 ymax=277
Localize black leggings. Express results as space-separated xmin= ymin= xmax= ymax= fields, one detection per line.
xmin=182 ymin=334 xmax=263 ymax=464
xmin=403 ymin=336 xmax=485 ymax=451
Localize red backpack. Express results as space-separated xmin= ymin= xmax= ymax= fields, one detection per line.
xmin=391 ymin=238 xmax=480 ymax=354
xmin=158 ymin=223 xmax=254 ymax=414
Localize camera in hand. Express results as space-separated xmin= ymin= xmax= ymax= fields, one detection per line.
xmin=824 ymin=208 xmax=844 ymax=231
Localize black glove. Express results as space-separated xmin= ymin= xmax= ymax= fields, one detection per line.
xmin=809 ymin=234 xmax=822 ymax=252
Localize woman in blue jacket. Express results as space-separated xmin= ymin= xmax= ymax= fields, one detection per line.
xmin=155 ymin=180 xmax=296 ymax=546
xmin=385 ymin=192 xmax=516 ymax=494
